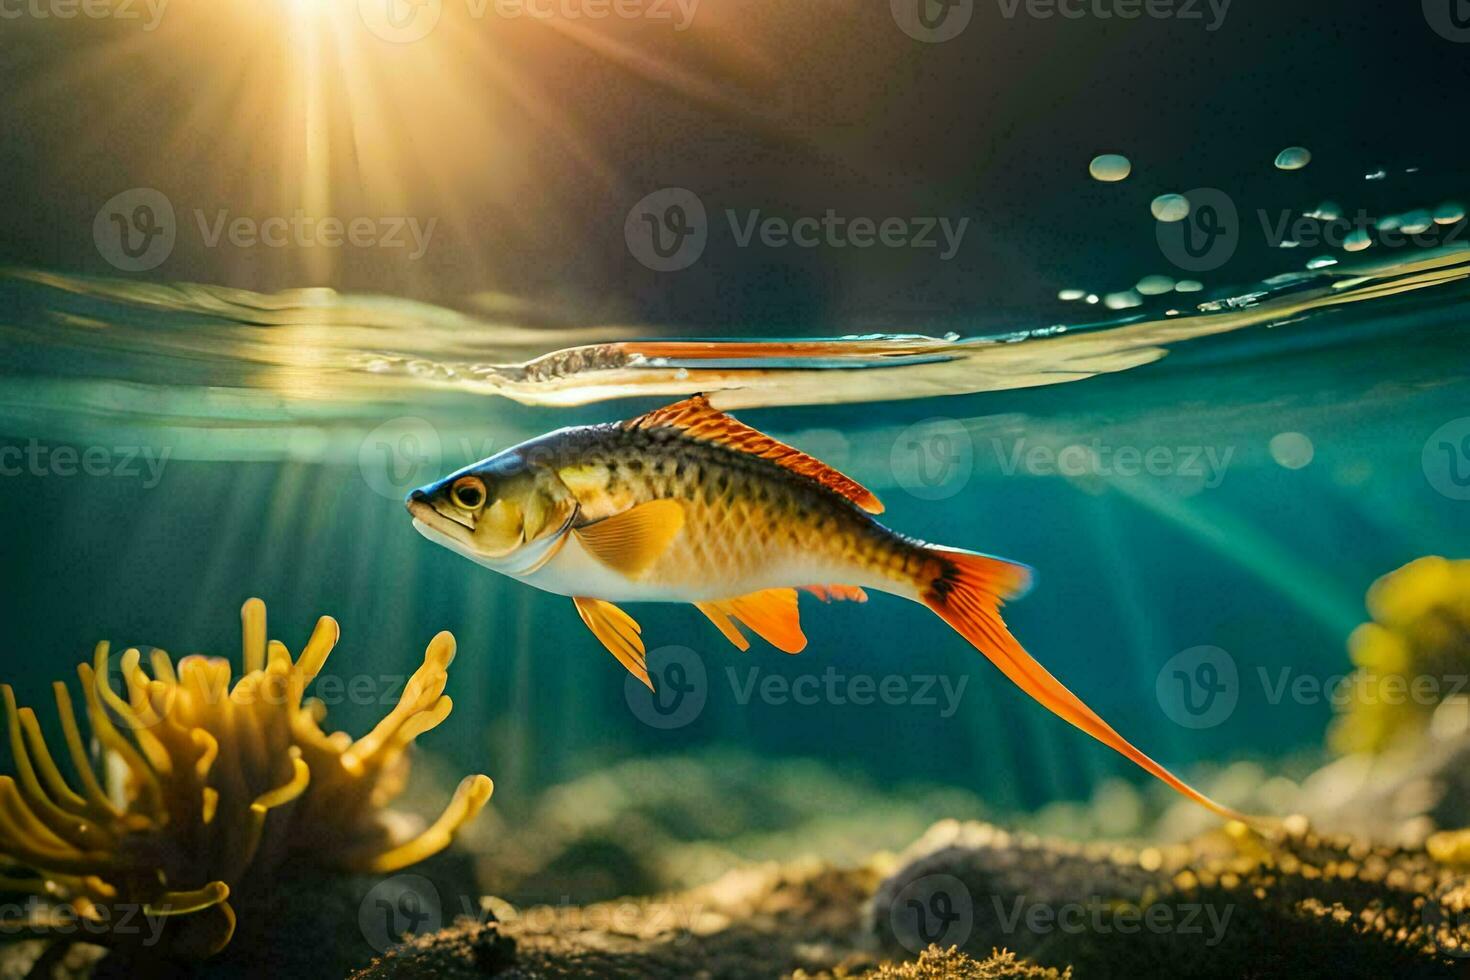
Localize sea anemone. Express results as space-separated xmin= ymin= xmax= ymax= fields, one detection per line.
xmin=0 ymin=599 xmax=493 ymax=960
xmin=1329 ymin=556 xmax=1470 ymax=755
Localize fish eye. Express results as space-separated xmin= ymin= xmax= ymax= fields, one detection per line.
xmin=451 ymin=476 xmax=486 ymax=511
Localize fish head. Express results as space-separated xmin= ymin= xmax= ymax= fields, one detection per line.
xmin=406 ymin=440 xmax=577 ymax=572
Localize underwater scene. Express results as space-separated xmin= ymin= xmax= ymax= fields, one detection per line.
xmin=2 ymin=2 xmax=1470 ymax=977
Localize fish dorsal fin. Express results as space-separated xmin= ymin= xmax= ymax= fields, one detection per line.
xmin=695 ymin=588 xmax=807 ymax=654
xmin=627 ymin=395 xmax=884 ymax=515
xmin=572 ymin=597 xmax=650 ymax=688
xmin=573 ymin=499 xmax=684 ymax=579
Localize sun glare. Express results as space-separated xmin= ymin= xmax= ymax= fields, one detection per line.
xmin=11 ymin=0 xmax=771 ymax=294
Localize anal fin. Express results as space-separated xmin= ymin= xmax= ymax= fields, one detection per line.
xmin=695 ymin=602 xmax=750 ymax=651
xmin=573 ymin=597 xmax=650 ymax=689
xmin=695 ymin=588 xmax=806 ymax=654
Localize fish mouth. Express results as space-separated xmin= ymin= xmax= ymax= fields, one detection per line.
xmin=408 ymin=492 xmax=527 ymax=569
xmin=405 ymin=491 xmax=474 ymax=533
xmin=411 ymin=515 xmax=485 ymax=568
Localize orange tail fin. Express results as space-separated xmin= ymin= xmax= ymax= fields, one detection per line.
xmin=918 ymin=545 xmax=1256 ymax=825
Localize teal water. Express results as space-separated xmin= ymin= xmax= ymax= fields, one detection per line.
xmin=2 ymin=246 xmax=1467 ymax=826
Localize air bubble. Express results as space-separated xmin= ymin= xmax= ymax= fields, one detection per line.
xmin=1274 ymin=147 xmax=1311 ymax=171
xmin=1269 ymin=432 xmax=1314 ymax=470
xmin=1398 ymin=210 xmax=1433 ymax=235
xmin=1151 ymin=194 xmax=1189 ymax=222
xmin=1433 ymin=202 xmax=1465 ymax=225
xmin=1089 ymin=154 xmax=1131 ymax=182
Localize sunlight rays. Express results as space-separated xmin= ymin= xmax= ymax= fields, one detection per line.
xmin=6 ymin=0 xmax=773 ymax=291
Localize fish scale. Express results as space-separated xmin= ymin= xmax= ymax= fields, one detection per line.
xmin=571 ymin=428 xmax=909 ymax=597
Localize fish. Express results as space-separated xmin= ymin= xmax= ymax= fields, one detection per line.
xmin=407 ymin=395 xmax=1251 ymax=822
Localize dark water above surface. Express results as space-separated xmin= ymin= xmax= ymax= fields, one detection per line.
xmin=2 ymin=240 xmax=1467 ymax=823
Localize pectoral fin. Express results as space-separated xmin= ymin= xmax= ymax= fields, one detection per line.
xmin=695 ymin=588 xmax=806 ymax=654
xmin=573 ymin=499 xmax=685 ymax=579
xmin=572 ymin=597 xmax=650 ymax=689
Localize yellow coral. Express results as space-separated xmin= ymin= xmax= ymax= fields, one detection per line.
xmin=0 ymin=599 xmax=492 ymax=959
xmin=1329 ymin=556 xmax=1470 ymax=755
xmin=1427 ymin=828 xmax=1470 ymax=868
